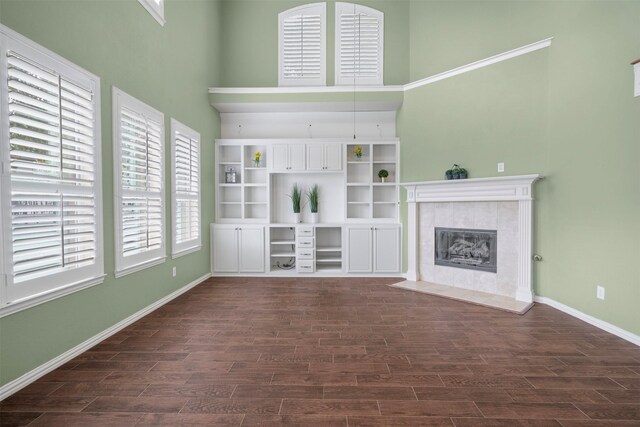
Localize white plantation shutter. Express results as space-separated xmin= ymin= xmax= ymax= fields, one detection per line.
xmin=335 ymin=2 xmax=384 ymax=86
xmin=113 ymin=88 xmax=165 ymax=277
xmin=1 ymin=26 xmax=104 ymax=311
xmin=278 ymin=3 xmax=326 ymax=86
xmin=171 ymin=119 xmax=200 ymax=257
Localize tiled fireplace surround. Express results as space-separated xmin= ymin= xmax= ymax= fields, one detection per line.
xmin=420 ymin=202 xmax=518 ymax=298
xmin=403 ymin=175 xmax=542 ymax=304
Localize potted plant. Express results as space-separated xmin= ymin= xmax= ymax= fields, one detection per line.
xmin=352 ymin=145 xmax=363 ymax=160
xmin=446 ymin=164 xmax=468 ymax=180
xmin=378 ymin=169 xmax=389 ymax=183
xmin=307 ymin=184 xmax=319 ymax=223
xmin=254 ymin=151 xmax=261 ymax=167
xmin=289 ymin=183 xmax=303 ymax=223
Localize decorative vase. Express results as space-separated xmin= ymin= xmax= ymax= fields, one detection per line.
xmin=254 ymin=159 xmax=260 ymax=167
xmin=310 ymin=212 xmax=319 ymax=223
xmin=381 ymin=177 xmax=386 ymax=183
xmin=294 ymin=212 xmax=302 ymax=223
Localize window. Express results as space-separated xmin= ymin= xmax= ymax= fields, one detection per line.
xmin=0 ymin=25 xmax=104 ymax=314
xmin=112 ymin=88 xmax=165 ymax=277
xmin=335 ymin=2 xmax=384 ymax=86
xmin=138 ymin=0 xmax=165 ymax=26
xmin=278 ymin=2 xmax=326 ymax=86
xmin=170 ymin=119 xmax=201 ymax=258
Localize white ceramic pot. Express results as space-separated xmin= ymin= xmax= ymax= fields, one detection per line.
xmin=310 ymin=212 xmax=319 ymax=223
xmin=294 ymin=212 xmax=302 ymax=223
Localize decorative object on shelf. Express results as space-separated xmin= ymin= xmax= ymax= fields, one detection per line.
xmin=445 ymin=164 xmax=468 ymax=180
xmin=378 ymin=169 xmax=389 ymax=183
xmin=289 ymin=183 xmax=304 ymax=223
xmin=352 ymin=145 xmax=363 ymax=160
xmin=254 ymin=151 xmax=261 ymax=167
xmin=307 ymin=184 xmax=319 ymax=223
xmin=225 ymin=167 xmax=238 ymax=183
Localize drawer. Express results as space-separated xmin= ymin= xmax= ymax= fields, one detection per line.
xmin=296 ymin=249 xmax=315 ymax=259
xmin=297 ymin=236 xmax=315 ymax=248
xmin=296 ymin=259 xmax=315 ymax=273
xmin=297 ymin=226 xmax=314 ymax=237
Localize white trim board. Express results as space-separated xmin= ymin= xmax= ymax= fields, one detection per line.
xmin=403 ymin=38 xmax=552 ymax=91
xmin=209 ymin=38 xmax=553 ymax=95
xmin=0 ymin=273 xmax=211 ymax=401
xmin=535 ymin=296 xmax=640 ymax=347
xmin=209 ymin=85 xmax=404 ymax=94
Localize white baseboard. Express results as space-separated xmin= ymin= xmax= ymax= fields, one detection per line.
xmin=534 ymin=296 xmax=640 ymax=347
xmin=0 ymin=273 xmax=212 ymax=401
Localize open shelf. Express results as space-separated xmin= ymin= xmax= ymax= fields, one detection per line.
xmin=271 ymin=252 xmax=295 ymax=257
xmin=373 ymin=144 xmax=396 ymax=162
xmin=270 ymin=226 xmax=297 ymax=272
xmin=271 ymin=240 xmax=295 ymax=245
xmin=315 ymin=227 xmax=342 ymax=272
xmin=316 ymin=246 xmax=341 ymax=252
xmin=347 ymin=144 xmax=370 ymax=162
xmin=316 ymin=264 xmax=343 ymax=273
xmin=316 ymin=257 xmax=342 ymax=263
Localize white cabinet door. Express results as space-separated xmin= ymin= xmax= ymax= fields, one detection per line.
xmin=212 ymin=226 xmax=239 ymax=273
xmin=373 ymin=226 xmax=400 ymax=273
xmin=239 ymin=226 xmax=265 ymax=272
xmin=347 ymin=227 xmax=373 ymax=273
xmin=270 ymin=144 xmax=289 ymax=171
xmin=324 ymin=143 xmax=343 ymax=171
xmin=306 ymin=144 xmax=324 ymax=171
xmin=288 ymin=144 xmax=306 ymax=171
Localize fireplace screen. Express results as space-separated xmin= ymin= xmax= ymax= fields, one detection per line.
xmin=435 ymin=227 xmax=497 ymax=273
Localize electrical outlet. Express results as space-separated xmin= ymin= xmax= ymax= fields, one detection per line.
xmin=497 ymin=162 xmax=505 ymax=173
xmin=172 ymin=267 xmax=177 ymax=277
xmin=597 ymin=285 xmax=605 ymax=300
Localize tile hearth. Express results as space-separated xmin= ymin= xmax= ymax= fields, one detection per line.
xmin=390 ymin=280 xmax=534 ymax=314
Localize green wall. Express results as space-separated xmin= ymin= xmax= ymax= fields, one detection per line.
xmin=0 ymin=0 xmax=222 ymax=385
xmin=219 ymin=0 xmax=410 ymax=86
xmin=400 ymin=0 xmax=640 ymax=335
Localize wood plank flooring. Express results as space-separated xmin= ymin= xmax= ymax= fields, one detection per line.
xmin=1 ymin=277 xmax=639 ymax=426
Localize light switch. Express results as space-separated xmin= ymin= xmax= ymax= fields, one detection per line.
xmin=497 ymin=162 xmax=505 ymax=173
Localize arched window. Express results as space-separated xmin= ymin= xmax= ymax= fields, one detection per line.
xmin=335 ymin=2 xmax=384 ymax=86
xmin=278 ymin=3 xmax=326 ymax=86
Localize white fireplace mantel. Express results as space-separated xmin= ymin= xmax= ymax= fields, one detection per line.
xmin=402 ymin=174 xmax=542 ymax=303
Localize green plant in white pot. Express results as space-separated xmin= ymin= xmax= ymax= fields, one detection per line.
xmin=378 ymin=169 xmax=389 ymax=183
xmin=289 ymin=184 xmax=303 ymax=223
xmin=307 ymin=184 xmax=319 ymax=223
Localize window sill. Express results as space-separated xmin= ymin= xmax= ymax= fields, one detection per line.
xmin=114 ymin=256 xmax=166 ymax=279
xmin=0 ymin=275 xmax=106 ymax=318
xmin=172 ymin=245 xmax=202 ymax=259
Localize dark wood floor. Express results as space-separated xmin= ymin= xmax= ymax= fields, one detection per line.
xmin=1 ymin=277 xmax=639 ymax=426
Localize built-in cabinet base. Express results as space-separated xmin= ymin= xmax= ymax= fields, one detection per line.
xmin=211 ymin=223 xmax=401 ymax=276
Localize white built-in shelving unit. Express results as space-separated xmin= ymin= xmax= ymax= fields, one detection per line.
xmin=209 ymin=97 xmax=404 ymax=277
xmin=212 ymin=137 xmax=401 ymax=276
xmin=215 ymin=142 xmax=269 ymax=222
xmin=345 ymin=142 xmax=399 ymax=221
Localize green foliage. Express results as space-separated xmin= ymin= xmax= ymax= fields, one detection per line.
xmin=289 ymin=183 xmax=303 ymax=213
xmin=307 ymin=184 xmax=319 ymax=213
xmin=378 ymin=169 xmax=389 ymax=178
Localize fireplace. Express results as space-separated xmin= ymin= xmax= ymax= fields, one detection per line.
xmin=435 ymin=227 xmax=497 ymax=273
